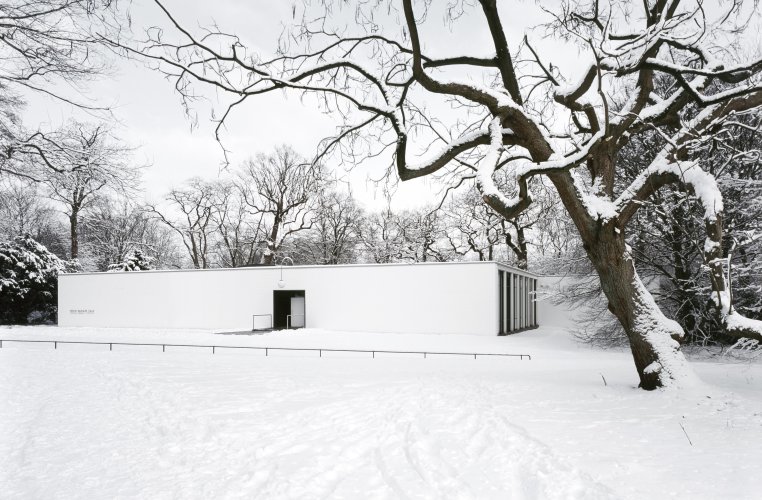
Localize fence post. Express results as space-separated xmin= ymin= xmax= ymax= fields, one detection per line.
xmin=212 ymin=346 xmax=215 ymax=354
xmin=265 ymin=348 xmax=268 ymax=357
xmin=162 ymin=345 xmax=165 ymax=353
xmin=54 ymin=341 xmax=57 ymax=350
xmin=110 ymin=343 xmax=112 ymax=351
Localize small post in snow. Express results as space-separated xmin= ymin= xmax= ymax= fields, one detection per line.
xmin=679 ymin=421 xmax=693 ymax=446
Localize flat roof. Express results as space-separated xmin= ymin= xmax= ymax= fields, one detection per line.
xmin=61 ymin=260 xmax=540 ymax=278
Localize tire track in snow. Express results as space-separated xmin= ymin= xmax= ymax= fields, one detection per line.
xmin=187 ymin=375 xmax=620 ymax=499
xmin=384 ymin=379 xmax=617 ymax=499
xmin=0 ymin=363 xmax=62 ymax=495
xmin=2 ymin=352 xmax=618 ymax=499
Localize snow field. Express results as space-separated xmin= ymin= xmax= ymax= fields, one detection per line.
xmin=1 ymin=326 xmax=761 ymax=499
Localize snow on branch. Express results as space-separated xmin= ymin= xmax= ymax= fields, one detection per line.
xmin=712 ymin=291 xmax=762 ymax=343
xmin=403 ymin=128 xmax=490 ymax=173
xmin=725 ymin=313 xmax=762 ymax=343
xmin=518 ymin=130 xmax=605 ymax=178
xmin=473 ymin=117 xmax=534 ymax=220
xmin=554 ymin=65 xmax=597 ymax=102
xmin=616 ymin=154 xmax=762 ymax=344
xmin=616 ymin=159 xmax=723 ymax=224
xmin=552 ymin=65 xmax=602 ymax=133
xmin=643 ymin=58 xmax=762 ymax=84
xmin=475 ymin=121 xmax=605 ymax=221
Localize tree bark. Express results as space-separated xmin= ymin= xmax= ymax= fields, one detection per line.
xmin=262 ymin=218 xmax=280 ymax=265
xmin=515 ymin=225 xmax=528 ymax=270
xmin=546 ymin=171 xmax=694 ymax=389
xmin=668 ymin=214 xmax=699 ymax=338
xmin=69 ymin=209 xmax=79 ymax=260
xmin=503 ymin=223 xmax=528 ymax=270
xmin=581 ymin=223 xmax=695 ymax=389
xmin=703 ymin=215 xmax=762 ymax=342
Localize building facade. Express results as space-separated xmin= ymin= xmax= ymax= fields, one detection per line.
xmin=58 ymin=261 xmax=539 ymax=336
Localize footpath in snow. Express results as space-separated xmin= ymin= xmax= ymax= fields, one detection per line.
xmin=1 ymin=325 xmax=761 ymax=499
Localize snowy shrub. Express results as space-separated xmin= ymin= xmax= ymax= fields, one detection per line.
xmin=108 ymin=249 xmax=153 ymax=272
xmin=0 ymin=235 xmax=69 ymax=324
xmin=724 ymin=338 xmax=762 ymax=361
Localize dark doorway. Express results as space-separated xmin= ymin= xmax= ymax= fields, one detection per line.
xmin=273 ymin=290 xmax=306 ymax=329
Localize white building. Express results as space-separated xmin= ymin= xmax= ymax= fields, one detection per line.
xmin=58 ymin=261 xmax=539 ymax=336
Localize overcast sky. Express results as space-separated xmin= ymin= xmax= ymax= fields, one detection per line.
xmin=23 ymin=0 xmax=587 ymax=210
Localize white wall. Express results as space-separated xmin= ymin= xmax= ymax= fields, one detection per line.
xmin=535 ymin=275 xmax=588 ymax=328
xmin=59 ymin=262 xmax=507 ymax=335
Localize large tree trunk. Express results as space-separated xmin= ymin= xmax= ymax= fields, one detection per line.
xmin=69 ymin=210 xmax=79 ymax=260
xmin=503 ymin=224 xmax=528 ymax=270
xmin=262 ymin=222 xmax=280 ymax=266
xmin=583 ymin=225 xmax=696 ymax=389
xmin=515 ymin=226 xmax=528 ymax=270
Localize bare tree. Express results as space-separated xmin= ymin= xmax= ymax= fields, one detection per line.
xmin=293 ymin=190 xmax=363 ymax=265
xmin=0 ymin=179 xmax=55 ymax=237
xmin=238 ymin=145 xmax=322 ymax=265
xmin=39 ymin=121 xmax=139 ymax=259
xmin=126 ymin=0 xmax=762 ymax=389
xmin=0 ymin=177 xmax=69 ymax=256
xmin=358 ymin=205 xmax=406 ymax=264
xmin=443 ymin=188 xmax=502 ymax=262
xmin=395 ymin=208 xmax=448 ymax=263
xmin=0 ymin=0 xmax=125 ymax=180
xmin=211 ymin=180 xmax=266 ymax=267
xmin=149 ymin=178 xmax=220 ymax=269
xmin=442 ymin=183 xmax=555 ymax=269
xmin=357 ymin=204 xmax=447 ymax=263
xmin=84 ymin=197 xmax=181 ymax=271
xmin=533 ymin=201 xmax=580 ymax=266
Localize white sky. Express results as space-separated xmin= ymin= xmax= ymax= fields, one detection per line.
xmin=22 ymin=0 xmax=583 ymax=211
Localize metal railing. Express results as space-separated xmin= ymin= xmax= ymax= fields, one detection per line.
xmin=0 ymin=338 xmax=531 ymax=360
xmin=252 ymin=314 xmax=273 ymax=331
xmin=286 ymin=314 xmax=305 ymax=329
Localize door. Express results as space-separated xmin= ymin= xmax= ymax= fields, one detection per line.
xmin=290 ymin=296 xmax=305 ymax=328
xmin=273 ymin=290 xmax=306 ymax=329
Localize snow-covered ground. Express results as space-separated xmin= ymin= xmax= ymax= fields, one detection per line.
xmin=1 ymin=325 xmax=761 ymax=499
